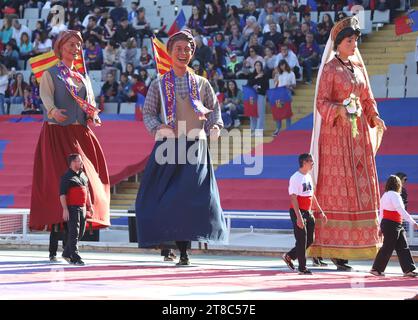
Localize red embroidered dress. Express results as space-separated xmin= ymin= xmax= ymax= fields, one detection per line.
xmin=308 ymin=57 xmax=381 ymax=260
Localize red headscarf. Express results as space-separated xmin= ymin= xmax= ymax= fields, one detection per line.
xmin=53 ymin=30 xmax=83 ymax=59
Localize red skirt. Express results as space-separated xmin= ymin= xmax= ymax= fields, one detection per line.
xmin=271 ymin=102 xmax=293 ymax=121
xmin=29 ymin=123 xmax=110 ymax=230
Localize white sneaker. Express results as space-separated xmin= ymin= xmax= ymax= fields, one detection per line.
xmin=254 ymin=130 xmax=264 ymax=137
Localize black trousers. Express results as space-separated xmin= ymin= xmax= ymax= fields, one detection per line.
xmin=287 ymin=208 xmax=315 ymax=271
xmin=372 ymin=219 xmax=416 ymax=273
xmin=62 ymin=206 xmax=86 ymax=260
xmin=49 ymin=223 xmax=68 ymax=257
xmin=176 ymin=241 xmax=191 ymax=259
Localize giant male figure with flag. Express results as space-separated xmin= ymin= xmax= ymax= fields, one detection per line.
xmin=29 ymin=30 xmax=111 ymax=262
xmin=135 ymin=29 xmax=227 ymax=266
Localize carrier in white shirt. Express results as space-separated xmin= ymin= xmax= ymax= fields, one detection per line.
xmin=288 ymin=171 xmax=314 ymax=210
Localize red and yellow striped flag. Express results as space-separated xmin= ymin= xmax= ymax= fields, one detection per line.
xmin=151 ymin=37 xmax=172 ymax=76
xmin=29 ymin=51 xmax=85 ymax=83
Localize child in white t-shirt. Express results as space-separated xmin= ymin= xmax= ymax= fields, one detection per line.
xmin=282 ymin=153 xmax=327 ymax=275
xmin=370 ymin=175 xmax=418 ymax=277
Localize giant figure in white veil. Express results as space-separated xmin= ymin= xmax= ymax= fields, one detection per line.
xmin=308 ymin=16 xmax=387 ymax=270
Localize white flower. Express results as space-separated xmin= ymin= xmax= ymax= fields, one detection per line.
xmin=346 ymin=101 xmax=357 ymax=114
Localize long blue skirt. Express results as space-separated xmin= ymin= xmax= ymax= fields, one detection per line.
xmin=135 ymin=138 xmax=227 ymax=247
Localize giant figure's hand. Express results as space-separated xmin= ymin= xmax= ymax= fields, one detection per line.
xmin=52 ymin=108 xmax=68 ymax=122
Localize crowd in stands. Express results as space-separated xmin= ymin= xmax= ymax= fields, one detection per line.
xmin=0 ymin=0 xmax=402 ymax=132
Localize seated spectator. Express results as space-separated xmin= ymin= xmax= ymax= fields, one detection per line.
xmin=274 ymin=59 xmax=296 ymax=93
xmin=224 ymin=5 xmax=241 ymax=36
xmin=100 ymin=72 xmax=119 ymax=103
xmin=0 ymin=63 xmax=10 ymax=115
xmin=114 ymin=16 xmax=136 ymax=45
xmin=243 ymin=34 xmax=263 ymax=57
xmin=280 ymin=30 xmax=298 ymax=54
xmin=242 ymin=1 xmax=260 ymax=22
xmin=128 ymin=0 xmax=139 ymax=24
xmin=21 ymin=87 xmax=42 ymax=115
xmin=206 ymin=60 xmax=224 ymax=88
xmin=82 ymin=16 xmax=103 ymax=45
xmin=126 ymin=62 xmax=139 ymax=80
xmin=275 ymin=44 xmax=301 ymax=80
xmin=12 ymin=19 xmax=31 ymax=47
xmin=103 ymin=17 xmax=116 ymax=44
xmin=117 ymin=72 xmax=132 ymax=103
xmin=31 ymin=20 xmax=46 ymax=43
xmin=1 ymin=16 xmax=13 ymax=46
xmin=294 ymin=22 xmax=311 ymax=49
xmin=19 ymin=32 xmax=33 ymax=63
xmin=129 ymin=74 xmax=147 ymax=99
xmin=204 ymin=3 xmax=222 ymax=35
xmin=102 ymin=40 xmax=121 ymax=80
xmin=191 ymin=60 xmax=208 ymax=78
xmin=225 ymin=52 xmax=243 ymax=79
xmin=320 ymin=13 xmax=334 ymax=34
xmin=258 ymin=2 xmax=280 ymax=29
xmin=1 ymin=42 xmax=19 ymax=70
xmin=188 ymin=5 xmax=205 ymax=34
xmin=120 ymin=37 xmax=138 ymax=72
xmin=264 ymin=46 xmax=277 ymax=78
xmin=242 ymin=16 xmax=258 ymax=40
xmin=262 ymin=22 xmax=284 ymax=46
xmin=194 ymin=35 xmax=213 ymax=66
xmin=139 ymin=69 xmax=151 ymax=88
xmin=298 ymin=32 xmax=321 ymax=84
xmin=133 ymin=7 xmax=153 ymax=48
xmin=213 ymin=32 xmax=228 ymax=68
xmin=301 ymin=12 xmax=317 ymax=34
xmin=284 ymin=14 xmax=300 ymax=35
xmin=32 ymin=30 xmax=52 ymax=55
xmin=29 ymin=73 xmax=41 ymax=108
xmin=7 ymin=72 xmax=28 ymax=106
xmin=110 ymin=0 xmax=128 ymax=23
xmin=335 ymin=11 xmax=348 ymax=22
xmin=227 ymin=24 xmax=245 ymax=56
xmin=77 ymin=0 xmax=95 ymax=22
xmin=315 ymin=23 xmax=329 ymax=50
xmin=223 ymin=79 xmax=243 ymax=128
xmin=68 ymin=13 xmax=84 ymax=33
xmin=239 ymin=45 xmax=264 ymax=79
xmin=84 ymin=38 xmax=103 ymax=71
xmin=138 ymin=46 xmax=154 ymax=70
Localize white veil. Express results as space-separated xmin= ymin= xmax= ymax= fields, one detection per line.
xmin=309 ymin=19 xmax=383 ymax=186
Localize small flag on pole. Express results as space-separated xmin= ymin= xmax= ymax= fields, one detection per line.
xmin=135 ymin=93 xmax=145 ymax=121
xmin=29 ymin=51 xmax=86 ymax=83
xmin=395 ymin=11 xmax=418 ymax=35
xmin=243 ymin=85 xmax=258 ymax=117
xmin=267 ymin=87 xmax=293 ymax=121
xmin=151 ymin=37 xmax=173 ymax=76
xmin=168 ymin=9 xmax=186 ymax=36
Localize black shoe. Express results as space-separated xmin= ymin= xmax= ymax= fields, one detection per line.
xmin=176 ymin=257 xmax=190 ymax=266
xmin=298 ymin=268 xmax=313 ymax=275
xmin=282 ymin=253 xmax=295 ymax=271
xmin=370 ymin=269 xmax=385 ymax=276
xmin=312 ymin=257 xmax=328 ymax=267
xmin=331 ymin=258 xmax=352 ymax=271
xmin=72 ymin=259 xmax=85 ymax=266
xmin=49 ymin=255 xmax=58 ymax=262
xmin=62 ymin=255 xmax=72 ymax=264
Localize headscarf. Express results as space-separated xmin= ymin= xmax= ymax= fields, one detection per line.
xmin=166 ymin=28 xmax=196 ymax=55
xmin=53 ymin=30 xmax=83 ymax=60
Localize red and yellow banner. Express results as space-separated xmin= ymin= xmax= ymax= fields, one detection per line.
xmin=29 ymin=51 xmax=85 ymax=83
xmin=151 ymin=37 xmax=172 ymax=76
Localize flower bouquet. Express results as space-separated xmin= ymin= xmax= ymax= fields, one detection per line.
xmin=343 ymin=93 xmax=362 ymax=138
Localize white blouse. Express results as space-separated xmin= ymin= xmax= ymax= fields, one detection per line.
xmin=379 ymin=191 xmax=416 ymax=224
xmin=275 ymin=71 xmax=296 ymax=87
